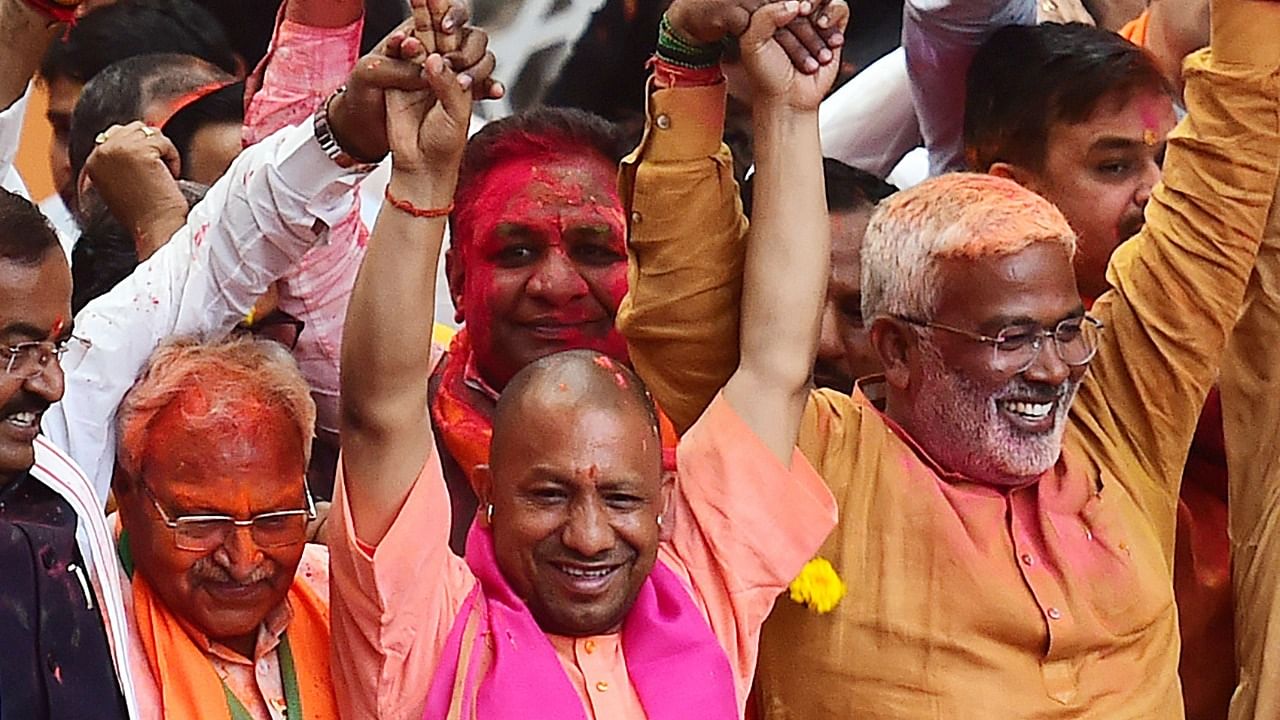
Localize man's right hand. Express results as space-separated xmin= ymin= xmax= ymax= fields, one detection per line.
xmin=82 ymin=121 xmax=188 ymax=259
xmin=327 ymin=4 xmax=501 ymax=164
xmin=665 ymin=0 xmax=848 ymax=73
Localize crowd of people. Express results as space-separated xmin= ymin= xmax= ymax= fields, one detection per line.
xmin=0 ymin=0 xmax=1276 ymax=717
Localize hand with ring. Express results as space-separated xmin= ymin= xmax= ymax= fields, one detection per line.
xmin=83 ymin=121 xmax=188 ymax=260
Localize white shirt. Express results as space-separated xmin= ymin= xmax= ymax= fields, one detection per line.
xmin=42 ymin=119 xmax=367 ymax=501
xmin=903 ymin=0 xmax=1036 ymax=174
xmin=1 ymin=85 xmax=79 ymax=256
xmin=0 ymin=86 xmax=29 ymax=198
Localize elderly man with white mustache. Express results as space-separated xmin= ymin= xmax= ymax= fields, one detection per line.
xmin=615 ymin=0 xmax=1280 ymax=715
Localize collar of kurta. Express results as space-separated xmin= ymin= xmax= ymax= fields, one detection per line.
xmin=422 ymin=523 xmax=739 ymax=720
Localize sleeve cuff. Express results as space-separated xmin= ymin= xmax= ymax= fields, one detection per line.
xmin=269 ymin=121 xmax=371 ymax=229
xmin=631 ymin=80 xmax=728 ymax=163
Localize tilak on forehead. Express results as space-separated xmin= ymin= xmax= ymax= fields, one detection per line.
xmin=1139 ymin=96 xmax=1164 ymax=147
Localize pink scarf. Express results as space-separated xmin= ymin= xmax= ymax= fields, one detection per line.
xmin=423 ymin=524 xmax=738 ymax=719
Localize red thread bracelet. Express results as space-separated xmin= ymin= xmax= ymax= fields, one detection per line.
xmin=384 ymin=186 xmax=453 ymax=219
xmin=20 ymin=0 xmax=78 ymax=24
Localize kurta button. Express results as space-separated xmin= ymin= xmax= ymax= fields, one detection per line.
xmin=584 ymin=639 xmax=597 ymax=654
xmin=595 ymin=681 xmax=610 ymax=692
xmin=655 ymin=114 xmax=671 ymax=130
xmin=1021 ymin=554 xmax=1034 ymax=566
xmin=1047 ymin=607 xmax=1062 ymax=620
xmin=631 ymin=211 xmax=642 ymax=225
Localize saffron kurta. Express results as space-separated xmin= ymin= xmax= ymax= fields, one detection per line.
xmin=328 ymin=394 xmax=836 ymax=720
xmin=616 ymin=18 xmax=1280 ymax=719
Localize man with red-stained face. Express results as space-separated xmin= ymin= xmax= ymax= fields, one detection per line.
xmin=111 ymin=337 xmax=339 ymax=720
xmin=447 ymin=139 xmax=630 ymax=388
xmin=432 ymin=107 xmax=636 ymax=553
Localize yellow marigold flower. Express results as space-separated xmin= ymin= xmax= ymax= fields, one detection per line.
xmin=788 ymin=557 xmax=846 ymax=614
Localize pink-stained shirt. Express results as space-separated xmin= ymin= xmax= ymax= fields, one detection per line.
xmin=329 ymin=393 xmax=837 ymax=720
xmin=243 ymin=15 xmax=367 ymax=444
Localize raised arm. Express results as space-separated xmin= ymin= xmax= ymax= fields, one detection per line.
xmin=339 ymin=5 xmax=477 ymax=545
xmin=39 ymin=33 xmax=452 ymax=499
xmin=0 ymin=0 xmax=64 ymax=112
xmin=241 ymin=0 xmax=366 ymax=145
xmin=617 ymin=0 xmax=843 ymax=433
xmin=1073 ymin=0 xmax=1280 ymax=538
xmin=721 ymin=1 xmax=843 ymax=461
xmin=1211 ymin=4 xmax=1280 ymax=718
xmin=0 ymin=0 xmax=71 ymax=188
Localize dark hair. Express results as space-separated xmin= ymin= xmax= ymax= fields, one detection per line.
xmin=964 ymin=22 xmax=1172 ymax=172
xmin=69 ymin=53 xmax=233 ymax=183
xmin=72 ymin=180 xmax=208 ymax=314
xmin=160 ymin=80 xmax=246 ymax=168
xmin=0 ymin=190 xmax=61 ymax=266
xmin=40 ymin=0 xmax=238 ymax=84
xmin=450 ymin=107 xmax=626 ymax=253
xmin=740 ymin=158 xmax=897 ymax=217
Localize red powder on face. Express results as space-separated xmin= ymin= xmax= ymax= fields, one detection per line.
xmin=49 ymin=316 xmax=65 ymax=338
xmin=454 ymin=152 xmax=631 ymax=388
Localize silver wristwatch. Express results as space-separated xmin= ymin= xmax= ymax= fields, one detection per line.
xmin=313 ymin=85 xmax=379 ymax=172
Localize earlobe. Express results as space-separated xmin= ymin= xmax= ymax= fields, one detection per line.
xmin=444 ymin=248 xmax=466 ymax=324
xmin=473 ymin=464 xmax=492 ymax=508
xmin=657 ymin=471 xmax=676 ymax=541
xmin=870 ymin=318 xmax=913 ymax=390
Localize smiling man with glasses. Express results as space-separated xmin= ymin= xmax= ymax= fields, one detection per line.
xmin=616 ymin=0 xmax=1280 ymax=712
xmin=109 ymin=336 xmax=337 ymax=720
xmin=0 ymin=187 xmax=136 ymax=719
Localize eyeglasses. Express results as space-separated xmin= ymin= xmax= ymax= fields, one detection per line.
xmin=2 ymin=336 xmax=91 ymax=378
xmin=139 ymin=479 xmax=316 ymax=552
xmin=893 ymin=314 xmax=1104 ymax=375
xmin=234 ymin=310 xmax=305 ymax=352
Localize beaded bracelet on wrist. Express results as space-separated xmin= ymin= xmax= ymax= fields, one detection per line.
xmin=656 ymin=13 xmax=723 ymax=70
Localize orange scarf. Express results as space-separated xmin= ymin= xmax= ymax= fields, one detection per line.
xmin=131 ymin=569 xmax=337 ymax=720
xmin=430 ymin=329 xmax=679 ymax=491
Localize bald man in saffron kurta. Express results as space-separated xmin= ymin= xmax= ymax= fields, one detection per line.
xmin=327 ymin=393 xmax=835 ymax=720
xmin=615 ymin=0 xmax=1280 ymax=717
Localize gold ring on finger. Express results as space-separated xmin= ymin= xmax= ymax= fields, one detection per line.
xmin=94 ymin=131 xmax=110 ymax=145
xmin=141 ymin=126 xmax=157 ymax=138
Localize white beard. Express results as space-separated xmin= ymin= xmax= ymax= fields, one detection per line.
xmin=909 ymin=343 xmax=1078 ymax=483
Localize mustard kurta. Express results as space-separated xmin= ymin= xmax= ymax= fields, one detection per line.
xmin=1216 ymin=13 xmax=1280 ymax=720
xmin=617 ymin=13 xmax=1280 ymax=718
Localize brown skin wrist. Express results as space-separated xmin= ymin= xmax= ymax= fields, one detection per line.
xmin=327 ymin=90 xmax=388 ymax=164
